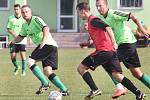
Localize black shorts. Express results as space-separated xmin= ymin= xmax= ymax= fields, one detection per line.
xmin=117 ymin=43 xmax=141 ymax=68
xmin=81 ymin=51 xmax=122 ymax=74
xmin=10 ymin=44 xmax=26 ymax=53
xmin=29 ymin=45 xmax=58 ymax=70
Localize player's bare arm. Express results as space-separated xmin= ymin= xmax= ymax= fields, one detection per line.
xmin=40 ymin=26 xmax=49 ymax=49
xmin=105 ymin=26 xmax=118 ymax=50
xmin=7 ymin=28 xmax=18 ymax=38
xmin=130 ymin=13 xmax=149 ymax=37
xmin=11 ymin=35 xmax=24 ymax=44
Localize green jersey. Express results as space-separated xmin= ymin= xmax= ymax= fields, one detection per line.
xmin=7 ymin=15 xmax=27 ymax=44
xmin=20 ymin=16 xmax=57 ymax=46
xmin=97 ymin=9 xmax=136 ymax=45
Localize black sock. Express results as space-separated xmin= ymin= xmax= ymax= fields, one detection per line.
xmin=82 ymin=72 xmax=98 ymax=90
xmin=121 ymin=77 xmax=139 ymax=95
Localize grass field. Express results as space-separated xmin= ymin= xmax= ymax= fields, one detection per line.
xmin=0 ymin=48 xmax=150 ymax=100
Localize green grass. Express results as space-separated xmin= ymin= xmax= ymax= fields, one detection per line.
xmin=0 ymin=48 xmax=150 ymax=100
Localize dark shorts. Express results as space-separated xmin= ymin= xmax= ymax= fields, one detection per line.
xmin=81 ymin=51 xmax=122 ymax=74
xmin=29 ymin=45 xmax=58 ymax=70
xmin=117 ymin=43 xmax=141 ymax=68
xmin=10 ymin=44 xmax=26 ymax=53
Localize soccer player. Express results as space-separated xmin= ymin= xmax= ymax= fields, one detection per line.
xmin=76 ymin=2 xmax=146 ymax=100
xmin=7 ymin=4 xmax=27 ymax=76
xmin=10 ymin=5 xmax=69 ymax=96
xmin=96 ymin=0 xmax=150 ymax=99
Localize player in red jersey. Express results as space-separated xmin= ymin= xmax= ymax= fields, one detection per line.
xmin=76 ymin=2 xmax=146 ymax=100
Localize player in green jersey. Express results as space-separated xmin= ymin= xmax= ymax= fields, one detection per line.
xmin=96 ymin=0 xmax=149 ymax=99
xmin=10 ymin=5 xmax=69 ymax=96
xmin=7 ymin=4 xmax=27 ymax=76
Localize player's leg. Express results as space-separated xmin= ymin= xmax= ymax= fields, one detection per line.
xmin=42 ymin=46 xmax=68 ymax=96
xmin=130 ymin=67 xmax=150 ymax=89
xmin=110 ymin=43 xmax=140 ymax=98
xmin=27 ymin=45 xmax=50 ymax=94
xmin=19 ymin=44 xmax=27 ymax=76
xmin=120 ymin=43 xmax=150 ymax=89
xmin=78 ymin=63 xmax=101 ymax=100
xmin=112 ymin=72 xmax=146 ymax=100
xmin=27 ymin=58 xmax=49 ymax=88
xmin=103 ymin=55 xmax=146 ymax=100
xmin=10 ymin=44 xmax=20 ymax=75
xmin=107 ymin=73 xmax=127 ymax=99
xmin=102 ymin=51 xmax=126 ymax=99
xmin=79 ymin=53 xmax=111 ymax=99
xmin=44 ymin=66 xmax=68 ymax=96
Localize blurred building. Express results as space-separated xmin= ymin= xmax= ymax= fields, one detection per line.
xmin=0 ymin=0 xmax=149 ymax=47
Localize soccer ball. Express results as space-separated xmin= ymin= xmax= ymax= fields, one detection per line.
xmin=48 ymin=90 xmax=62 ymax=100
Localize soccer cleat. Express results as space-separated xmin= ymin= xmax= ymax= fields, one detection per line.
xmin=14 ymin=69 xmax=19 ymax=75
xmin=84 ymin=89 xmax=102 ymax=100
xmin=136 ymin=91 xmax=146 ymax=100
xmin=60 ymin=90 xmax=69 ymax=96
xmin=112 ymin=88 xmax=127 ymax=99
xmin=21 ymin=71 xmax=26 ymax=76
xmin=36 ymin=84 xmax=50 ymax=95
xmin=18 ymin=66 xmax=21 ymax=69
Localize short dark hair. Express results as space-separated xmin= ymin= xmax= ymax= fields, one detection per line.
xmin=14 ymin=4 xmax=21 ymax=8
xmin=21 ymin=5 xmax=31 ymax=9
xmin=96 ymin=0 xmax=108 ymax=5
xmin=76 ymin=2 xmax=90 ymax=11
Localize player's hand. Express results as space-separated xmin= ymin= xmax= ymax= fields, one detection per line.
xmin=8 ymin=41 xmax=13 ymax=48
xmin=84 ymin=23 xmax=88 ymax=31
xmin=39 ymin=42 xmax=45 ymax=49
xmin=81 ymin=23 xmax=88 ymax=32
xmin=113 ymin=43 xmax=118 ymax=50
xmin=144 ymin=33 xmax=149 ymax=38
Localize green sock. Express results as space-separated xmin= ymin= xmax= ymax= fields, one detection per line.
xmin=22 ymin=60 xmax=27 ymax=72
xmin=49 ymin=74 xmax=67 ymax=91
xmin=12 ymin=59 xmax=19 ymax=69
xmin=140 ymin=74 xmax=150 ymax=89
xmin=108 ymin=73 xmax=119 ymax=85
xmin=31 ymin=65 xmax=49 ymax=86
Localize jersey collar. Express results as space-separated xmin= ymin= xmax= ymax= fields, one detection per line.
xmin=14 ymin=15 xmax=21 ymax=19
xmin=104 ymin=8 xmax=109 ymax=18
xmin=27 ymin=16 xmax=32 ymax=25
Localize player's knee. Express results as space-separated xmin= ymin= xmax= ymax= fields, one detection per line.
xmin=27 ymin=58 xmax=35 ymax=68
xmin=43 ymin=66 xmax=53 ymax=77
xmin=132 ymin=73 xmax=142 ymax=79
xmin=11 ymin=58 xmax=16 ymax=62
xmin=77 ymin=64 xmax=88 ymax=75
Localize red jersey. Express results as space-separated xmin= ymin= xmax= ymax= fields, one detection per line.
xmin=88 ymin=15 xmax=114 ymax=52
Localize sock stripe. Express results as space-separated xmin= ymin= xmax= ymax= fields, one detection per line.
xmin=48 ymin=73 xmax=56 ymax=81
xmin=30 ymin=64 xmax=36 ymax=70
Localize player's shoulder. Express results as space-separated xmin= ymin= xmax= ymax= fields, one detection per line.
xmin=110 ymin=9 xmax=129 ymax=17
xmin=32 ymin=16 xmax=43 ymax=21
xmin=32 ymin=15 xmax=46 ymax=26
xmin=8 ymin=15 xmax=15 ymax=20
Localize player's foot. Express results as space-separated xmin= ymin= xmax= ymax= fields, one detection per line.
xmin=84 ymin=89 xmax=102 ymax=100
xmin=18 ymin=66 xmax=21 ymax=69
xmin=136 ymin=91 xmax=146 ymax=100
xmin=14 ymin=69 xmax=19 ymax=75
xmin=36 ymin=84 xmax=50 ymax=95
xmin=60 ymin=90 xmax=69 ymax=96
xmin=21 ymin=71 xmax=26 ymax=76
xmin=112 ymin=88 xmax=127 ymax=99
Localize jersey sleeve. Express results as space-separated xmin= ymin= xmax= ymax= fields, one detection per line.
xmin=7 ymin=17 xmax=12 ymax=29
xmin=34 ymin=16 xmax=47 ymax=30
xmin=90 ymin=18 xmax=109 ymax=30
xmin=112 ymin=10 xmax=130 ymax=21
